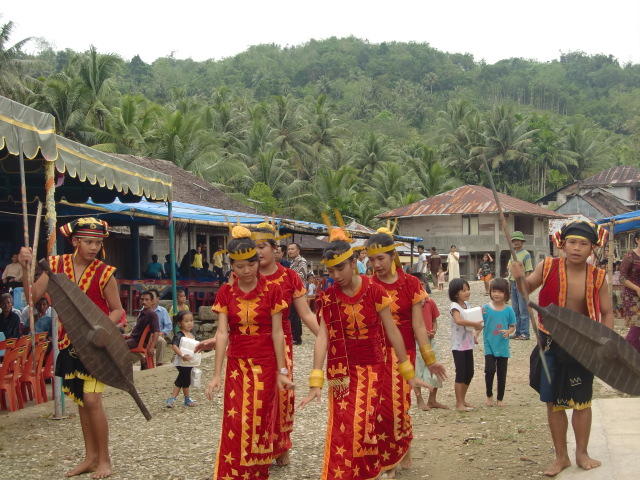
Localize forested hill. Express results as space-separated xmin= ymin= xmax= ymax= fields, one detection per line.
xmin=4 ymin=26 xmax=640 ymax=224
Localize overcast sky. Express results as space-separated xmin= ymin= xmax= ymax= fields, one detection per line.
xmin=4 ymin=1 xmax=640 ymax=65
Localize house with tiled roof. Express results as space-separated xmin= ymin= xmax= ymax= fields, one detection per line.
xmin=378 ymin=185 xmax=565 ymax=279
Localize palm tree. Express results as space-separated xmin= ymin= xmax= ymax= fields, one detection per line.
xmin=367 ymin=161 xmax=413 ymax=209
xmin=309 ymin=165 xmax=359 ymax=215
xmin=0 ymin=19 xmax=33 ymax=99
xmin=406 ymin=144 xmax=461 ymax=198
xmin=77 ymin=45 xmax=121 ymax=130
xmin=30 ymin=72 xmax=87 ymax=138
xmin=563 ymin=119 xmax=612 ymax=180
xmin=470 ymin=105 xmax=536 ymax=170
xmin=356 ymin=132 xmax=395 ymax=178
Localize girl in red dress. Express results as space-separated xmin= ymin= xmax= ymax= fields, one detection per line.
xmin=205 ymin=226 xmax=293 ymax=480
xmin=300 ymin=228 xmax=424 ymax=480
xmin=366 ymin=229 xmax=447 ymax=476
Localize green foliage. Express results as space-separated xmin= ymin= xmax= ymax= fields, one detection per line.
xmin=4 ymin=22 xmax=638 ymax=225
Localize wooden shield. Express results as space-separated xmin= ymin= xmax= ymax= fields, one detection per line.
xmin=40 ymin=259 xmax=151 ymax=420
xmin=529 ymin=302 xmax=640 ymax=395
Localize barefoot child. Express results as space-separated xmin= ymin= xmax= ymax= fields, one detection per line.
xmin=481 ymin=278 xmax=516 ymax=407
xmin=19 ymin=218 xmax=123 ymax=479
xmin=449 ymin=278 xmax=483 ymax=411
xmin=415 ymin=297 xmax=449 ymax=410
xmin=166 ymin=310 xmax=198 ymax=407
xmin=511 ymin=220 xmax=612 ymax=476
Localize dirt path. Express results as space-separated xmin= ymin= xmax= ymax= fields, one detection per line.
xmin=0 ymin=281 xmax=627 ymax=479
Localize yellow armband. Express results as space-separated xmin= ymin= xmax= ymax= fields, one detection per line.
xmin=397 ymin=359 xmax=415 ymax=381
xmin=419 ymin=343 xmax=437 ymax=366
xmin=309 ymin=369 xmax=324 ymax=388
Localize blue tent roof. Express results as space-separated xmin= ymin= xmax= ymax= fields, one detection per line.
xmin=596 ymin=209 xmax=640 ymax=234
xmin=58 ymin=199 xmax=423 ymax=242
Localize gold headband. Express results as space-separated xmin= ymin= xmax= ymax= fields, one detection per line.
xmin=228 ymin=248 xmax=258 ymax=261
xmin=321 ymin=249 xmax=354 ymax=267
xmin=366 ymin=243 xmax=403 ymax=256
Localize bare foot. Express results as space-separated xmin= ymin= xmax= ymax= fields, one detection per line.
xmin=496 ymin=400 xmax=505 ymax=407
xmin=426 ymin=401 xmax=449 ymax=409
xmin=485 ymin=397 xmax=495 ymax=407
xmin=464 ymin=401 xmax=474 ymax=408
xmin=456 ymin=404 xmax=473 ymax=412
xmin=416 ymin=396 xmax=431 ymax=411
xmin=275 ymin=450 xmax=290 ymax=466
xmin=576 ymin=452 xmax=601 ymax=471
xmin=400 ymin=452 xmax=412 ymax=469
xmin=384 ymin=467 xmax=397 ymax=478
xmin=66 ymin=459 xmax=97 ymax=477
xmin=90 ymin=462 xmax=112 ymax=479
xmin=544 ymin=457 xmax=571 ymax=477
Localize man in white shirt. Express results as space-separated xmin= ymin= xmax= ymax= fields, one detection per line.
xmin=2 ymin=254 xmax=23 ymax=287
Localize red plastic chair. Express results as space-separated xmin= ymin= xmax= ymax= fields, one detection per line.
xmin=0 ymin=346 xmax=27 ymax=411
xmin=19 ymin=341 xmax=49 ymax=404
xmin=127 ymin=325 xmax=155 ymax=369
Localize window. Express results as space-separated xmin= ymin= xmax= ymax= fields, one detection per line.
xmin=462 ymin=215 xmax=479 ymax=235
xmin=514 ymin=216 xmax=534 ymax=235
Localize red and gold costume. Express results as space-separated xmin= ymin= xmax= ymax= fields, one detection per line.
xmin=262 ymin=263 xmax=306 ymax=456
xmin=316 ymin=275 xmax=392 ymax=480
xmin=371 ymin=270 xmax=427 ymax=471
xmin=49 ymin=253 xmax=116 ymax=405
xmin=212 ymin=275 xmax=288 ymax=480
xmin=537 ymin=256 xmax=606 ymax=410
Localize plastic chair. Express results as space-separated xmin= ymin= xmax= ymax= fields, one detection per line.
xmin=0 ymin=345 xmax=27 ymax=411
xmin=42 ymin=349 xmax=54 ymax=400
xmin=127 ymin=325 xmax=155 ymax=369
xmin=18 ymin=341 xmax=49 ymax=404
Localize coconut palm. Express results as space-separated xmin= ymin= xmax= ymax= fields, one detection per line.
xmin=77 ymin=45 xmax=121 ymax=130
xmin=406 ymin=144 xmax=461 ymax=198
xmin=0 ymin=19 xmax=33 ymax=99
xmin=30 ymin=72 xmax=87 ymax=138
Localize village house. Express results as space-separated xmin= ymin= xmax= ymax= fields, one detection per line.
xmin=378 ymin=185 xmax=565 ymax=279
xmin=537 ymin=165 xmax=640 ymax=216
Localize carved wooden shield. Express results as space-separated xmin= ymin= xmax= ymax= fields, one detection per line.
xmin=40 ymin=259 xmax=151 ymax=420
xmin=529 ymin=302 xmax=640 ymax=395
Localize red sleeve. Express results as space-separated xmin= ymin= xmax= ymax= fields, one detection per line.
xmin=290 ymin=270 xmax=307 ymax=298
xmin=212 ymin=285 xmax=231 ymax=314
xmin=268 ymin=283 xmax=288 ymax=315
xmin=370 ymin=282 xmax=393 ymax=312
xmin=407 ymin=274 xmax=428 ymax=305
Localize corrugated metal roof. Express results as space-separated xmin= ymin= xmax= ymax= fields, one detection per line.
xmin=582 ymin=166 xmax=640 ymax=187
xmin=378 ymin=185 xmax=565 ymax=219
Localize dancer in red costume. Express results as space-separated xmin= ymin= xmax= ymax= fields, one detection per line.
xmin=366 ymin=228 xmax=447 ymax=477
xmin=205 ymin=226 xmax=293 ymax=480
xmin=300 ymin=228 xmax=426 ymax=480
xmin=20 ymin=218 xmax=124 ymax=479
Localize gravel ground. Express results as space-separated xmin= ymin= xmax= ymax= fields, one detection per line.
xmin=0 ymin=281 xmax=628 ymax=480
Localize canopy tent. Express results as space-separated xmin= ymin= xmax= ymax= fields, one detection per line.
xmin=596 ymin=209 xmax=640 ymax=235
xmin=57 ymin=198 xmax=423 ymax=243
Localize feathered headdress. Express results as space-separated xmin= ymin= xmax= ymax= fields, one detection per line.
xmin=227 ymin=225 xmax=258 ymax=261
xmin=321 ymin=209 xmax=361 ymax=267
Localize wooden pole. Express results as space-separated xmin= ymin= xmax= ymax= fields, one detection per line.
xmin=168 ymin=200 xmax=178 ymax=315
xmin=27 ymin=202 xmax=42 ymax=369
xmin=607 ymin=221 xmax=615 ymax=305
xmin=482 ymin=159 xmax=551 ymax=382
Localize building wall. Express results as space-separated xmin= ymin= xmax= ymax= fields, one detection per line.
xmin=397 ymin=213 xmax=551 ymax=279
xmin=556 ymin=196 xmax=602 ymax=219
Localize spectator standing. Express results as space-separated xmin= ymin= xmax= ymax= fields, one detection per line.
xmin=0 ymin=293 xmax=21 ymax=338
xmin=414 ymin=245 xmax=428 ymax=277
xmin=1 ymin=253 xmax=23 ymax=288
xmin=163 ymin=254 xmax=179 ymax=279
xmin=144 ymin=254 xmax=164 ymax=279
xmin=212 ymin=247 xmax=225 ymax=281
xmin=148 ymin=288 xmax=172 ymax=365
xmin=356 ymin=249 xmax=368 ymax=274
xmin=428 ymin=247 xmax=442 ymax=288
xmin=620 ymin=232 xmax=640 ymax=353
xmin=477 ymin=253 xmax=494 ymax=295
xmin=507 ymin=231 xmax=533 ymax=340
xmin=287 ymin=243 xmax=307 ymax=345
xmin=447 ymin=245 xmax=460 ymax=280
xmin=191 ymin=245 xmax=204 ymax=275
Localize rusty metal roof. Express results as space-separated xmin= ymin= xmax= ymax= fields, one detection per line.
xmin=378 ymin=185 xmax=565 ymax=219
xmin=582 ymin=166 xmax=640 ymax=187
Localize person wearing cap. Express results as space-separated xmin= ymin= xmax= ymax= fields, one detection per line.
xmin=507 ymin=231 xmax=533 ymax=340
xmin=19 ymin=217 xmax=124 ymax=479
xmin=511 ymin=220 xmax=612 ymax=476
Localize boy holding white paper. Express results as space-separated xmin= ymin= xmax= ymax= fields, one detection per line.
xmin=167 ymin=311 xmax=200 ymax=407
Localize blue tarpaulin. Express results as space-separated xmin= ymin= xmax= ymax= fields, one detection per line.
xmin=597 ymin=210 xmax=640 ymax=234
xmin=58 ymin=199 xmax=423 ymax=242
